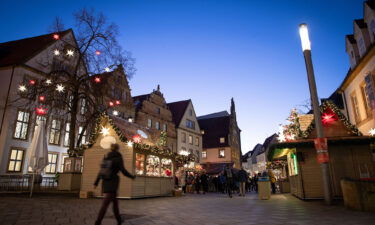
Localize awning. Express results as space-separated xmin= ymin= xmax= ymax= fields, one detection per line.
xmin=201 ymin=162 xmax=234 ymax=175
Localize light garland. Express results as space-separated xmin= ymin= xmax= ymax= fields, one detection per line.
xmin=100 ymin=126 xmax=110 ymax=136
xmin=369 ymin=128 xmax=375 ymax=136
xmin=18 ymin=85 xmax=27 ymax=92
xmin=45 ymin=79 xmax=52 ymax=85
xmin=66 ymin=49 xmax=74 ymax=57
xmin=105 ymin=67 xmax=110 ymax=72
xmin=54 ymin=49 xmax=60 ymax=56
xmin=56 ymin=84 xmax=65 ymax=92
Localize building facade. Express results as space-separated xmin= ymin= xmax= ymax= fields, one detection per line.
xmin=167 ymin=100 xmax=202 ymax=165
xmin=198 ymin=98 xmax=242 ymax=169
xmin=133 ymin=86 xmax=177 ymax=153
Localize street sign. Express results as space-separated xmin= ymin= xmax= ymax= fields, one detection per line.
xmin=314 ymin=138 xmax=329 ymax=163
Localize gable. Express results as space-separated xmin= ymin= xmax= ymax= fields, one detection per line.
xmin=179 ymin=101 xmax=201 ymax=132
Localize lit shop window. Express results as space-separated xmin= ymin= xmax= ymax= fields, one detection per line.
xmin=161 ymin=158 xmax=173 ymax=177
xmin=7 ymin=149 xmax=24 ymax=172
xmin=45 ymin=153 xmax=58 ymax=174
xmin=135 ymin=153 xmax=145 ymax=175
xmin=220 ymin=137 xmax=225 ymax=143
xmin=14 ymin=110 xmax=30 ymax=140
xmin=146 ymin=155 xmax=160 ymax=176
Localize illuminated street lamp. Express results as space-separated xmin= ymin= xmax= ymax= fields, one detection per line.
xmin=299 ymin=23 xmax=332 ymax=205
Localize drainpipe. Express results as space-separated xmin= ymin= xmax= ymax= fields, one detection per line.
xmin=0 ymin=66 xmax=15 ymax=136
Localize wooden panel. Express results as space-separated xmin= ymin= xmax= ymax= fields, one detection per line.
xmin=131 ymin=176 xmax=146 ymax=197
xmin=160 ymin=178 xmax=173 ymax=195
xmin=300 ymin=148 xmax=324 ymax=199
xmin=145 ymin=177 xmax=161 ymax=196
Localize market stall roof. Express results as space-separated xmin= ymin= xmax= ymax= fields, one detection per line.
xmin=201 ymin=162 xmax=234 ymax=175
xmin=268 ymin=136 xmax=375 ymax=161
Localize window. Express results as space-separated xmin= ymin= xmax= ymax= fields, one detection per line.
xmin=34 ymin=116 xmax=46 ymax=137
xmin=80 ymin=98 xmax=87 ymax=115
xmin=68 ymin=95 xmax=73 ymax=109
xmin=361 ymin=84 xmax=371 ymax=117
xmin=220 ymin=137 xmax=225 ymax=143
xmin=78 ymin=126 xmax=87 ymax=145
xmin=202 ymin=151 xmax=207 ymax=159
xmin=135 ymin=153 xmax=145 ymax=175
xmin=195 ymin=137 xmax=199 ymax=146
xmin=162 ymin=124 xmax=167 ymax=132
xmin=49 ymin=119 xmax=62 ymax=145
xmin=219 ymin=149 xmax=225 ymax=158
xmin=14 ymin=110 xmax=30 ymax=140
xmin=189 ymin=109 xmax=193 ymax=116
xmin=155 ymin=121 xmax=160 ymax=130
xmin=7 ymin=148 xmax=24 ymax=172
xmin=63 ymin=123 xmax=70 ymax=147
xmin=156 ymin=107 xmax=161 ymax=114
xmin=60 ymin=154 xmax=69 ymax=172
xmin=182 ymin=132 xmax=186 ymax=143
xmin=351 ymin=94 xmax=361 ymax=123
xmin=188 ymin=135 xmax=193 ymax=144
xmin=147 ymin=119 xmax=152 ymax=128
xmin=146 ymin=155 xmax=160 ymax=176
xmin=186 ymin=119 xmax=195 ymax=129
xmin=45 ymin=153 xmax=58 ymax=174
xmin=161 ymin=158 xmax=173 ymax=177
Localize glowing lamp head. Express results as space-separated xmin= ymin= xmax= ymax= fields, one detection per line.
xmin=36 ymin=106 xmax=47 ymax=115
xmin=299 ymin=23 xmax=311 ymax=51
xmin=94 ymin=77 xmax=101 ymax=83
xmin=53 ymin=34 xmax=60 ymax=40
xmin=104 ymin=67 xmax=110 ymax=72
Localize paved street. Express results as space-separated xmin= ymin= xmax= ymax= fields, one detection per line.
xmin=0 ymin=193 xmax=374 ymax=225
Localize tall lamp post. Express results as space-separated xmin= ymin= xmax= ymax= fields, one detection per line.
xmin=299 ymin=23 xmax=332 ymax=205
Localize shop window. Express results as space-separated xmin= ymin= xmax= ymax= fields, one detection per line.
xmin=219 ymin=149 xmax=225 ymax=158
xmin=7 ymin=148 xmax=24 ymax=172
xmin=135 ymin=153 xmax=145 ymax=175
xmin=45 ymin=152 xmax=58 ymax=174
xmin=161 ymin=158 xmax=172 ymax=177
xmin=14 ymin=110 xmax=30 ymax=140
xmin=146 ymin=155 xmax=160 ymax=176
xmin=49 ymin=119 xmax=62 ymax=145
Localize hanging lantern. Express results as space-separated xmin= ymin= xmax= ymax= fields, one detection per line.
xmin=53 ymin=34 xmax=59 ymax=40
xmin=36 ymin=106 xmax=47 ymax=115
xmin=132 ymin=134 xmax=142 ymax=144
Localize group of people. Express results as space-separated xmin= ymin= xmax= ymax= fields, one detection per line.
xmin=178 ymin=166 xmax=277 ymax=198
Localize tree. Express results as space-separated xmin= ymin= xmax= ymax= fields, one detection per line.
xmin=14 ymin=9 xmax=135 ymax=156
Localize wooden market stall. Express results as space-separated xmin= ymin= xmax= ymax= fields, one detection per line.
xmin=268 ymin=101 xmax=375 ymax=199
xmin=80 ymin=115 xmax=178 ymax=198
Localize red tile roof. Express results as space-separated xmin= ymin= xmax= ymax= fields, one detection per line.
xmin=0 ymin=29 xmax=71 ymax=67
xmin=167 ymin=100 xmax=190 ymax=127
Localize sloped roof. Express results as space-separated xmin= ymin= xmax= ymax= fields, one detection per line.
xmin=346 ymin=35 xmax=356 ymax=44
xmin=250 ymin=144 xmax=263 ymax=164
xmin=260 ymin=134 xmax=277 ymax=154
xmin=0 ymin=29 xmax=71 ymax=67
xmin=167 ymin=100 xmax=190 ymax=127
xmin=354 ymin=19 xmax=367 ymax=29
xmin=197 ymin=111 xmax=229 ymax=120
xmin=132 ymin=94 xmax=150 ymax=111
xmin=198 ymin=115 xmax=230 ymax=148
xmin=366 ymin=0 xmax=375 ymax=10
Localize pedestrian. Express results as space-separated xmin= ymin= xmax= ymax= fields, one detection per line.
xmin=195 ymin=173 xmax=201 ymax=194
xmin=218 ymin=173 xmax=226 ymax=193
xmin=94 ymin=143 xmax=136 ymax=225
xmin=181 ymin=171 xmax=187 ymax=193
xmin=238 ymin=167 xmax=248 ymax=196
xmin=269 ymin=170 xmax=277 ymax=194
xmin=223 ymin=165 xmax=234 ymax=198
xmin=200 ymin=172 xmax=209 ymax=194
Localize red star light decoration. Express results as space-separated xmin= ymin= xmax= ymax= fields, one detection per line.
xmin=36 ymin=106 xmax=47 ymax=115
xmin=29 ymin=80 xmax=36 ymax=85
xmin=94 ymin=77 xmax=101 ymax=83
xmin=53 ymin=34 xmax=60 ymax=40
xmin=115 ymin=100 xmax=121 ymax=105
xmin=132 ymin=134 xmax=142 ymax=144
xmin=321 ymin=112 xmax=337 ymax=126
xmin=109 ymin=101 xmax=114 ymax=107
xmin=95 ymin=50 xmax=101 ymax=55
xmin=39 ymin=96 xmax=45 ymax=102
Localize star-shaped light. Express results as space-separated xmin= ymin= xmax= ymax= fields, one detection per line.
xmin=45 ymin=79 xmax=52 ymax=85
xmin=36 ymin=106 xmax=47 ymax=115
xmin=127 ymin=141 xmax=134 ymax=147
xmin=369 ymin=128 xmax=375 ymax=136
xmin=53 ymin=34 xmax=59 ymax=40
xmin=66 ymin=49 xmax=74 ymax=57
xmin=95 ymin=50 xmax=101 ymax=55
xmin=104 ymin=67 xmax=110 ymax=72
xmin=54 ymin=49 xmax=60 ymax=56
xmin=94 ymin=77 xmax=101 ymax=83
xmin=18 ymin=85 xmax=27 ymax=92
xmin=56 ymin=84 xmax=65 ymax=92
xmin=128 ymin=118 xmax=133 ymax=123
xmin=100 ymin=126 xmax=110 ymax=136
xmin=113 ymin=110 xmax=119 ymax=116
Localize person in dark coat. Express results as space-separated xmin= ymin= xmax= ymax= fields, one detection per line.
xmin=194 ymin=173 xmax=201 ymax=194
xmin=200 ymin=172 xmax=209 ymax=194
xmin=94 ymin=144 xmax=136 ymax=225
xmin=223 ymin=165 xmax=234 ymax=198
xmin=238 ymin=167 xmax=248 ymax=196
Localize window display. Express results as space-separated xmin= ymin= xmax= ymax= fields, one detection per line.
xmin=135 ymin=153 xmax=145 ymax=175
xmin=161 ymin=158 xmax=173 ymax=177
xmin=146 ymin=155 xmax=160 ymax=176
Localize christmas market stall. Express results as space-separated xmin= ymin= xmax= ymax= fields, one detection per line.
xmin=80 ymin=115 xmax=188 ymax=198
xmin=268 ymin=101 xmax=375 ymax=199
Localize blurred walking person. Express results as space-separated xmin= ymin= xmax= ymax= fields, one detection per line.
xmin=223 ymin=165 xmax=234 ymax=198
xmin=238 ymin=167 xmax=248 ymax=196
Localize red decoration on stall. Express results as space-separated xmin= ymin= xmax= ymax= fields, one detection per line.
xmin=321 ymin=108 xmax=338 ymax=126
xmin=132 ymin=134 xmax=142 ymax=144
xmin=29 ymin=80 xmax=36 ymax=85
xmin=94 ymin=77 xmax=101 ymax=83
xmin=115 ymin=100 xmax=121 ymax=105
xmin=109 ymin=101 xmax=114 ymax=107
xmin=36 ymin=106 xmax=47 ymax=115
xmin=165 ymin=169 xmax=172 ymax=177
xmin=53 ymin=34 xmax=60 ymax=40
xmin=39 ymin=96 xmax=45 ymax=102
xmin=95 ymin=50 xmax=101 ymax=55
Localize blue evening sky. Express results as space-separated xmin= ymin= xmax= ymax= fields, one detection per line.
xmin=0 ymin=0 xmax=363 ymax=153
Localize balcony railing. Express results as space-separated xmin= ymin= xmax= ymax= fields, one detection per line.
xmin=0 ymin=174 xmax=58 ymax=192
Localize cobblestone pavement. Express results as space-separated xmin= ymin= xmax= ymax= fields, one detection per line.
xmin=0 ymin=193 xmax=374 ymax=225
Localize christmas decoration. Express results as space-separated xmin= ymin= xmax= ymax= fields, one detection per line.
xmin=109 ymin=101 xmax=114 ymax=107
xmin=369 ymin=128 xmax=375 ymax=136
xmin=38 ymin=96 xmax=45 ymax=102
xmin=112 ymin=110 xmax=119 ymax=116
xmin=321 ymin=108 xmax=338 ymax=126
xmin=56 ymin=84 xmax=65 ymax=92
xmin=36 ymin=106 xmax=47 ymax=115
xmin=100 ymin=126 xmax=110 ymax=136
xmin=105 ymin=67 xmax=110 ymax=72
xmin=94 ymin=77 xmax=101 ymax=83
xmin=54 ymin=49 xmax=60 ymax=56
xmin=18 ymin=85 xmax=27 ymax=92
xmin=45 ymin=79 xmax=52 ymax=85
xmin=66 ymin=49 xmax=74 ymax=57
xmin=115 ymin=100 xmax=121 ymax=105
xmin=132 ymin=134 xmax=142 ymax=144
xmin=278 ymin=108 xmax=301 ymax=142
xmin=127 ymin=141 xmax=134 ymax=147
xmin=128 ymin=118 xmax=133 ymax=123
xmin=29 ymin=80 xmax=36 ymax=85
xmin=157 ymin=131 xmax=167 ymax=147
xmin=53 ymin=34 xmax=59 ymax=40
xmin=95 ymin=50 xmax=101 ymax=55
